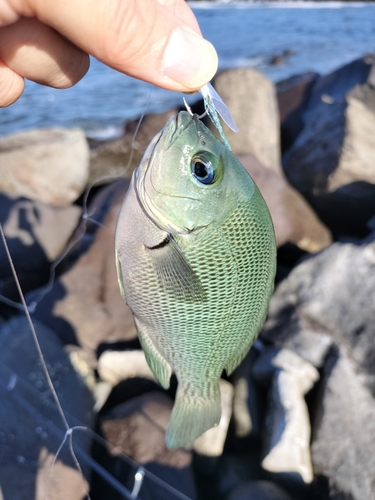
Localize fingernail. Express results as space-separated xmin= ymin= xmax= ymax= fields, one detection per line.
xmin=163 ymin=28 xmax=218 ymax=90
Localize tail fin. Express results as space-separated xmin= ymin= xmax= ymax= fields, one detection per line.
xmin=165 ymin=380 xmax=221 ymax=449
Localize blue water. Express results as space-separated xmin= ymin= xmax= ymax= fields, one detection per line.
xmin=1 ymin=2 xmax=375 ymax=139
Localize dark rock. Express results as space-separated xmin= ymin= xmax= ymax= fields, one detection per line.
xmin=270 ymin=55 xmax=285 ymax=66
xmin=213 ymin=68 xmax=282 ymax=173
xmin=0 ymin=192 xmax=81 ymax=313
xmin=88 ymin=109 xmax=178 ymax=185
xmin=261 ymin=238 xmax=375 ymax=394
xmin=0 ymin=316 xmax=94 ymax=500
xmin=93 ymin=392 xmax=196 ymax=500
xmin=0 ymin=128 xmax=89 ymax=206
xmin=311 ymin=346 xmax=375 ymax=500
xmin=276 ymin=72 xmax=320 ymax=152
xmin=283 ymin=55 xmax=375 ymax=196
xmin=305 ymin=181 xmax=375 ymax=240
xmin=227 ymin=480 xmax=292 ymax=500
xmin=238 ymin=153 xmax=331 ymax=252
xmin=232 ymin=348 xmax=262 ymax=438
xmin=30 ymin=180 xmax=137 ymax=366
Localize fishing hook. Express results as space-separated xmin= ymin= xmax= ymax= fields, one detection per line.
xmin=183 ymin=97 xmax=208 ymax=119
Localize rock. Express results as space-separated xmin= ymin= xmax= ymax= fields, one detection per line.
xmin=97 ymin=349 xmax=156 ymax=386
xmin=283 ymin=55 xmax=375 ymax=195
xmin=262 ymin=370 xmax=314 ymax=484
xmin=238 ymin=153 xmax=331 ymax=252
xmin=0 ymin=316 xmax=94 ymax=500
xmin=270 ymin=55 xmax=285 ymax=66
xmin=97 ymin=392 xmax=196 ymax=500
xmin=252 ymin=347 xmax=318 ymax=484
xmin=0 ymin=128 xmax=89 ymax=206
xmin=213 ymin=68 xmax=282 ymax=173
xmin=88 ymin=109 xmax=178 ymax=185
xmin=227 ymin=480 xmax=292 ymax=500
xmin=261 ymin=238 xmax=375 ymax=393
xmin=0 ymin=192 xmax=81 ymax=308
xmin=311 ymin=346 xmax=375 ymax=500
xmin=252 ymin=346 xmax=319 ymax=394
xmin=306 ymin=181 xmax=375 ymax=240
xmin=30 ymin=180 xmax=137 ymax=365
xmin=232 ymin=348 xmax=262 ymax=438
xmin=276 ymin=72 xmax=320 ymax=152
xmin=194 ymin=380 xmax=234 ymax=457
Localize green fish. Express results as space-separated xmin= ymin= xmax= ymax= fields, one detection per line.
xmin=115 ymin=111 xmax=276 ymax=448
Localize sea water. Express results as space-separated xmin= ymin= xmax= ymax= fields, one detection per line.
xmin=1 ymin=2 xmax=374 ymax=139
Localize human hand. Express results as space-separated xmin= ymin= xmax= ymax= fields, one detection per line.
xmin=0 ymin=0 xmax=218 ymax=107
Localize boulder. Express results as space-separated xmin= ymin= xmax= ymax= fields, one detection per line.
xmin=0 ymin=192 xmax=81 ymax=308
xmin=311 ymin=346 xmax=375 ymax=500
xmin=30 ymin=180 xmax=137 ymax=365
xmin=213 ymin=68 xmax=282 ymax=173
xmin=0 ymin=316 xmax=94 ymax=500
xmin=305 ymin=181 xmax=375 ymax=240
xmin=88 ymin=109 xmax=178 ymax=186
xmin=283 ymin=55 xmax=375 ymax=195
xmin=261 ymin=238 xmax=375 ymax=394
xmin=238 ymin=153 xmax=331 ymax=252
xmin=97 ymin=392 xmax=196 ymax=500
xmin=0 ymin=128 xmax=89 ymax=206
xmin=276 ymin=72 xmax=320 ymax=153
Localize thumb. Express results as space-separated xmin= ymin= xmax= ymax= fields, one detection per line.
xmin=26 ymin=0 xmax=218 ymax=92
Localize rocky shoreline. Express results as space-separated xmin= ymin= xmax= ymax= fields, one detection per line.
xmin=0 ymin=53 xmax=374 ymax=500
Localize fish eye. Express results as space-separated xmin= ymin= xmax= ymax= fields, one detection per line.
xmin=191 ymin=157 xmax=215 ymax=185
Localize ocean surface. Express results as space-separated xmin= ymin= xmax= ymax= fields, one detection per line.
xmin=1 ymin=2 xmax=375 ymax=140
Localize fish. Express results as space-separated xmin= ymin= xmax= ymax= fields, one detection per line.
xmin=115 ymin=111 xmax=276 ymax=448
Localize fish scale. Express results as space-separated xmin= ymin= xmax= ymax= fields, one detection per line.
xmin=115 ymin=111 xmax=276 ymax=448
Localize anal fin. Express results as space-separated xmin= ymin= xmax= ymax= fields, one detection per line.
xmin=135 ymin=320 xmax=171 ymax=390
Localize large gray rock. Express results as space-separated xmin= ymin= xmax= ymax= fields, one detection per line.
xmin=238 ymin=153 xmax=331 ymax=252
xmin=283 ymin=55 xmax=375 ymax=195
xmin=213 ymin=69 xmax=282 ymax=173
xmin=0 ymin=128 xmax=89 ymax=206
xmin=311 ymin=346 xmax=375 ymax=500
xmin=0 ymin=316 xmax=94 ymax=500
xmin=261 ymin=238 xmax=375 ymax=394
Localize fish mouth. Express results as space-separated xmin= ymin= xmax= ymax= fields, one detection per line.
xmin=162 ymin=111 xmax=195 ymax=149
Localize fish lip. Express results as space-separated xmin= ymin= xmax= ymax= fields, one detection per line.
xmin=164 ymin=111 xmax=195 ymax=149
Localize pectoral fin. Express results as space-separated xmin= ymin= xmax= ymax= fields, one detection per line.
xmin=146 ymin=236 xmax=206 ymax=303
